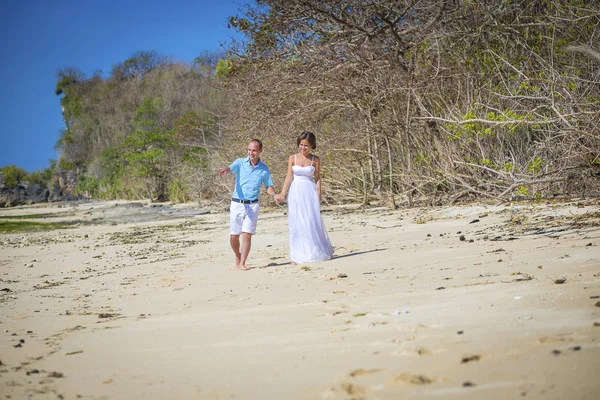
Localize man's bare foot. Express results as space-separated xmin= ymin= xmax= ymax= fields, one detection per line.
xmin=290 ymin=261 xmax=297 ymax=266
xmin=234 ymin=265 xmax=251 ymax=271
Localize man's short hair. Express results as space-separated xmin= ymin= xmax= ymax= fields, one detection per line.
xmin=250 ymin=139 xmax=263 ymax=150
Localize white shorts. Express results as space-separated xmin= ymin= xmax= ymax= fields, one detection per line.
xmin=229 ymin=201 xmax=260 ymax=235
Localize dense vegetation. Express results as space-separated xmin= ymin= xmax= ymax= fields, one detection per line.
xmin=3 ymin=0 xmax=599 ymax=206
xmin=0 ymin=164 xmax=54 ymax=188
xmin=51 ymin=50 xmax=226 ymax=202
xmin=223 ymin=0 xmax=600 ymax=206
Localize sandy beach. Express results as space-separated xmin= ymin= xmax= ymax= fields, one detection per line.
xmin=1 ymin=199 xmax=599 ymax=400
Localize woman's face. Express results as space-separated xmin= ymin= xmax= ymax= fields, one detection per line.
xmin=298 ymin=139 xmax=312 ymax=155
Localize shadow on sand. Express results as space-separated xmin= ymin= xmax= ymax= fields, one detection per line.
xmin=259 ymin=248 xmax=387 ymax=269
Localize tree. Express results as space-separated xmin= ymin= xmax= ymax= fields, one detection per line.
xmin=111 ymin=50 xmax=170 ymax=80
xmin=221 ymin=0 xmax=600 ymax=205
xmin=121 ymin=98 xmax=175 ymax=201
xmin=193 ymin=50 xmax=226 ymax=77
xmin=0 ymin=165 xmax=27 ymax=188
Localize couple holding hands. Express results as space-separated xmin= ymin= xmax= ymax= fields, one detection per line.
xmin=219 ymin=131 xmax=334 ymax=270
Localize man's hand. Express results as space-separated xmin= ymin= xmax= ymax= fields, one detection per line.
xmin=219 ymin=167 xmax=231 ymax=177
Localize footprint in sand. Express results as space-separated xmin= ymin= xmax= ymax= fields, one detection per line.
xmin=417 ymin=347 xmax=433 ymax=356
xmin=387 ymin=373 xmax=435 ymax=386
xmin=327 ymin=382 xmax=367 ymax=397
xmin=349 ymin=368 xmax=385 ymax=377
xmin=537 ymin=333 xmax=583 ymax=344
xmin=325 ymin=368 xmax=386 ymax=397
xmin=390 ymin=346 xmax=434 ymax=357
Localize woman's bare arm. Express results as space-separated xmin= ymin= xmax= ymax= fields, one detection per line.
xmin=314 ymin=156 xmax=322 ymax=201
xmin=279 ymin=155 xmax=295 ymax=200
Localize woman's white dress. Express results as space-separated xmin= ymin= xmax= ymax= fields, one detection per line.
xmin=287 ymin=160 xmax=334 ymax=264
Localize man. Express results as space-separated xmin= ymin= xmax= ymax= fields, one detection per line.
xmin=219 ymin=139 xmax=277 ymax=270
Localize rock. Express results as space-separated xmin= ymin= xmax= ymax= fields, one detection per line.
xmin=115 ymin=202 xmax=143 ymax=208
xmin=25 ymin=183 xmax=50 ymax=203
xmin=48 ymin=183 xmax=63 ymax=202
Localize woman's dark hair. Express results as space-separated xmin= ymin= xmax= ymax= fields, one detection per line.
xmin=297 ymin=131 xmax=316 ymax=150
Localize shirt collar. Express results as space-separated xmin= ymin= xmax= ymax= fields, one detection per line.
xmin=246 ymin=156 xmax=262 ymax=166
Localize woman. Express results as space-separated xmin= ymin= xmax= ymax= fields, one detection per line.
xmin=276 ymin=131 xmax=334 ymax=264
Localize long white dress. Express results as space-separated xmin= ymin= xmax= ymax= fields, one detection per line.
xmin=287 ymin=157 xmax=334 ymax=264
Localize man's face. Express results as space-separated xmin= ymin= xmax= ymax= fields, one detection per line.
xmin=247 ymin=141 xmax=262 ymax=163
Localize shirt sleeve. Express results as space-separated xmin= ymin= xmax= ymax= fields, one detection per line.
xmin=229 ymin=158 xmax=241 ymax=174
xmin=264 ymin=169 xmax=274 ymax=188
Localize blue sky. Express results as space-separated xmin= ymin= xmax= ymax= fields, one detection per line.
xmin=0 ymin=0 xmax=247 ymax=172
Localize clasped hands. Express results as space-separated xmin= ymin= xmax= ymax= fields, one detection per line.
xmin=274 ymin=194 xmax=286 ymax=204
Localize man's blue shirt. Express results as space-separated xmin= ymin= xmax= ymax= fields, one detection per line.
xmin=229 ymin=157 xmax=274 ymax=200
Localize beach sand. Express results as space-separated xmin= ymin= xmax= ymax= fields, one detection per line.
xmin=1 ymin=199 xmax=599 ymax=399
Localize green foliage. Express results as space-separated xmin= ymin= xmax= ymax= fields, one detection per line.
xmin=444 ymin=107 xmax=531 ymax=139
xmin=0 ymin=221 xmax=71 ymax=234
xmin=535 ymin=192 xmax=543 ymax=201
xmin=60 ymin=93 xmax=84 ymax=119
xmin=80 ymin=149 xmax=128 ymax=199
xmin=55 ymin=68 xmax=84 ymax=96
xmin=168 ymin=178 xmax=189 ymax=203
xmin=121 ymin=98 xmax=175 ymax=199
xmin=514 ymin=186 xmax=529 ymax=197
xmin=502 ymin=163 xmax=515 ymax=173
xmin=55 ymin=76 xmax=75 ymax=96
xmin=526 ymin=157 xmax=544 ymax=175
xmin=1 ymin=165 xmax=27 ymax=188
xmin=480 ymin=158 xmax=496 ymax=168
xmin=215 ymin=59 xmax=233 ymax=79
xmin=26 ymin=166 xmax=54 ymax=186
xmin=193 ymin=50 xmax=225 ymax=76
xmin=55 ymin=129 xmax=73 ymax=153
xmin=123 ymin=147 xmax=167 ymax=178
xmin=47 ymin=47 xmax=226 ymax=202
xmin=413 ymin=154 xmax=431 ymax=166
xmin=517 ymin=81 xmax=541 ymax=95
xmin=134 ymin=97 xmax=165 ymax=125
xmin=0 ymin=214 xmax=60 ymax=219
xmin=59 ymin=159 xmax=77 ymax=171
xmin=100 ymin=148 xmax=125 ymax=182
xmin=181 ymin=146 xmax=208 ymax=166
xmin=26 ymin=161 xmax=57 ymax=188
xmin=75 ymin=175 xmax=101 ymax=198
